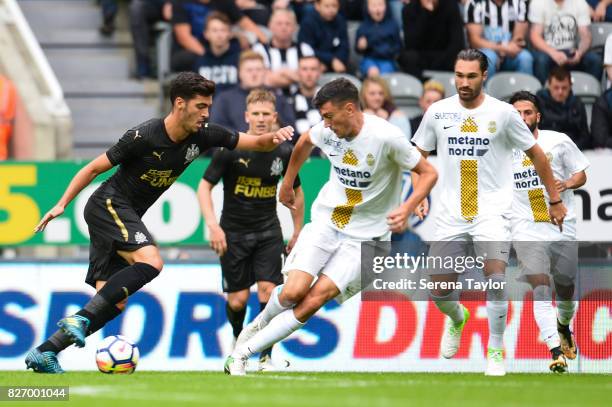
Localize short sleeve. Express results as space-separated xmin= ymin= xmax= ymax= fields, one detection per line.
xmin=505 ymin=108 xmax=536 ymax=151
xmin=203 ymin=148 xmax=232 ymax=185
xmin=308 ymin=121 xmax=326 ymax=148
xmin=563 ymin=138 xmax=590 ymax=175
xmin=252 ymin=43 xmax=270 ymax=67
xmin=388 ymin=133 xmax=422 ymax=170
xmin=605 ymin=35 xmax=612 ymax=65
xmin=201 ymin=123 xmax=239 ymax=151
xmin=106 ymin=129 xmax=147 ymax=166
xmin=465 ymin=0 xmax=478 ymax=24
xmin=576 ymin=1 xmax=592 ymax=26
xmin=527 ymin=0 xmax=544 ymax=24
xmin=411 ymin=108 xmax=437 ymax=152
xmin=170 ymin=0 xmax=189 ymax=25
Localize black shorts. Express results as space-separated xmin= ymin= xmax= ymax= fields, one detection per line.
xmin=84 ymin=192 xmax=155 ymax=288
xmin=220 ymin=229 xmax=284 ymax=293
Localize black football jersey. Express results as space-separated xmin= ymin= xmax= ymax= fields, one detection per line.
xmin=100 ymin=118 xmax=239 ymax=215
xmin=203 ymin=142 xmax=301 ymax=233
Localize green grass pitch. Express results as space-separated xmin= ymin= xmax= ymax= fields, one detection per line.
xmin=0 ymin=371 xmax=609 ymax=407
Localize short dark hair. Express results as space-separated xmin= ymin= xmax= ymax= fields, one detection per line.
xmin=205 ymin=11 xmax=231 ymax=28
xmin=313 ymin=78 xmax=360 ymax=109
xmin=455 ymin=49 xmax=488 ymax=73
xmin=169 ymin=72 xmax=216 ymax=105
xmin=509 ymin=90 xmax=541 ymax=113
xmin=548 ymin=66 xmax=571 ymax=83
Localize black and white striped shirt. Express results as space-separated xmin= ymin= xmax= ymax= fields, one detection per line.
xmin=290 ymin=90 xmax=321 ymax=136
xmin=252 ymin=41 xmax=315 ymax=72
xmin=465 ymin=0 xmax=528 ymax=34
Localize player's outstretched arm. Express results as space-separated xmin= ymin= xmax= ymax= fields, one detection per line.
xmin=387 ymin=157 xmax=438 ymax=233
xmin=287 ymin=185 xmax=305 ymax=254
xmin=34 ymin=153 xmax=113 ymax=233
xmin=197 ymin=179 xmax=227 ymax=256
xmin=280 ymin=131 xmax=314 ymax=210
xmin=236 ymin=126 xmax=294 ymax=152
xmin=525 ymin=144 xmax=568 ymax=231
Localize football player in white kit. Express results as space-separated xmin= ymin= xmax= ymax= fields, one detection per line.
xmin=411 ymin=50 xmax=568 ymax=376
xmin=224 ymin=78 xmax=439 ymax=375
xmin=509 ymin=91 xmax=588 ymax=373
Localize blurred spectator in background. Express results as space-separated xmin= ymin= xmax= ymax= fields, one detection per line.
xmin=289 ymin=56 xmax=322 ymax=147
xmin=170 ymin=0 xmax=267 ymax=72
xmin=360 ymin=76 xmax=412 ymax=137
xmin=99 ymin=0 xmax=119 ymax=36
xmin=194 ymin=12 xmax=241 ymax=93
xmin=591 ymin=87 xmax=612 ymax=148
xmin=129 ymin=0 xmax=172 ymax=79
xmin=210 ymin=51 xmax=296 ymax=133
xmin=465 ymin=0 xmax=533 ymax=79
xmin=410 ymin=79 xmax=445 ymax=135
xmin=536 ymin=66 xmax=591 ymax=150
xmin=298 ymin=0 xmax=350 ymax=73
xmin=588 ymin=0 xmax=612 ymax=21
xmin=0 ymin=75 xmax=16 ymax=161
xmin=355 ymin=0 xmax=402 ymax=77
xmin=398 ymin=0 xmax=465 ymax=79
xmin=253 ymin=9 xmax=315 ymax=95
xmin=529 ymin=0 xmax=602 ymax=84
xmin=604 ymin=34 xmax=612 ymax=88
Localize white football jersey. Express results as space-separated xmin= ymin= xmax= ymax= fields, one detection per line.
xmin=309 ymin=114 xmax=422 ymax=239
xmin=512 ymin=129 xmax=589 ymax=234
xmin=412 ymin=94 xmax=536 ymax=226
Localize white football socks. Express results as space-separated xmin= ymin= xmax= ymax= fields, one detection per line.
xmin=260 ymin=284 xmax=293 ymax=325
xmin=532 ymin=285 xmax=561 ymax=349
xmin=236 ymin=309 xmax=304 ymax=358
xmin=486 ymin=274 xmax=507 ymax=349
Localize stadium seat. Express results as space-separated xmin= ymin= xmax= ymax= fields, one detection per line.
xmin=486 ymin=72 xmax=542 ymax=101
xmin=590 ymin=22 xmax=612 ymax=51
xmin=381 ymin=72 xmax=423 ymax=106
xmin=422 ymin=70 xmax=457 ymax=97
xmin=347 ymin=21 xmax=362 ymax=75
xmin=318 ymin=72 xmax=362 ymax=90
xmin=571 ymin=71 xmax=601 ymax=104
xmin=571 ymin=72 xmax=601 ymax=127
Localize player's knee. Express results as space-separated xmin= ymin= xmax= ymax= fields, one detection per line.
xmin=227 ymin=297 xmax=247 ymax=311
xmin=141 ymin=255 xmax=163 ymax=272
xmin=280 ymin=285 xmax=308 ymax=305
xmin=257 ymin=284 xmax=275 ymax=302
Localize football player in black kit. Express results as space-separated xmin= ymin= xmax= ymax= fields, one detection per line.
xmin=198 ymin=89 xmax=304 ymax=371
xmin=25 ymin=72 xmax=294 ymax=373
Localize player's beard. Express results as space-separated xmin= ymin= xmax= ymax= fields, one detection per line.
xmin=527 ymin=121 xmax=538 ymax=133
xmin=458 ymin=81 xmax=484 ymax=103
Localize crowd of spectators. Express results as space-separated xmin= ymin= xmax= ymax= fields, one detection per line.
xmin=96 ymin=0 xmax=612 ymax=150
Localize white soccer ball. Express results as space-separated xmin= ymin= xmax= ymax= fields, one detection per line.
xmin=95 ymin=335 xmax=139 ymax=374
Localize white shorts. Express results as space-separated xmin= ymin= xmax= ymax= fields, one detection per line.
xmin=512 ymin=219 xmax=577 ymax=286
xmin=282 ymin=221 xmax=378 ymax=303
xmin=427 ymin=215 xmax=511 ymax=274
